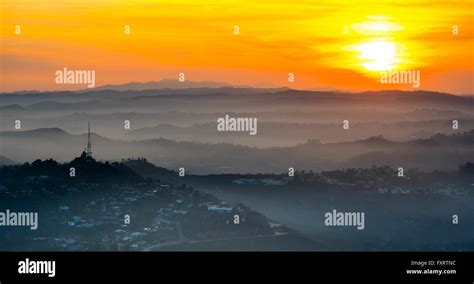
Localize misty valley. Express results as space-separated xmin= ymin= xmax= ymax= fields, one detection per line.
xmin=0 ymin=82 xmax=473 ymax=251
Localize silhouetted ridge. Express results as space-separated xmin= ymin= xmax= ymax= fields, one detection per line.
xmin=0 ymin=155 xmax=15 ymax=165
xmin=0 ymin=152 xmax=142 ymax=185
xmin=357 ymin=135 xmax=393 ymax=145
xmin=415 ymin=130 xmax=474 ymax=146
xmin=122 ymin=157 xmax=177 ymax=180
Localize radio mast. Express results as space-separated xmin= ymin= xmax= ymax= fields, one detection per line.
xmin=86 ymin=122 xmax=92 ymax=157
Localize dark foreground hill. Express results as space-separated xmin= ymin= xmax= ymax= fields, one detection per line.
xmin=0 ymin=151 xmax=142 ymax=187
xmin=0 ymin=155 xmax=321 ymax=251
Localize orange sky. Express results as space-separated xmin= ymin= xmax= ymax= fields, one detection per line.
xmin=1 ymin=0 xmax=473 ymax=94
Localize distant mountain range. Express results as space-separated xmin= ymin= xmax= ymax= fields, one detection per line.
xmin=2 ymin=79 xmax=473 ymax=97
xmin=0 ymin=88 xmax=471 ymax=114
xmin=0 ymin=84 xmax=290 ymax=107
xmin=87 ymin=79 xmax=240 ymax=91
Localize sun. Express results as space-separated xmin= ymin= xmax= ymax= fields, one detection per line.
xmin=355 ymin=41 xmax=399 ymax=72
xmin=347 ymin=19 xmax=404 ymax=72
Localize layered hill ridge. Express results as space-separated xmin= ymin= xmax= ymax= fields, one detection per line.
xmin=1 ymin=127 xmax=473 ymax=174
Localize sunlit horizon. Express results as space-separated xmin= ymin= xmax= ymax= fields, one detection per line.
xmin=1 ymin=0 xmax=473 ymax=94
